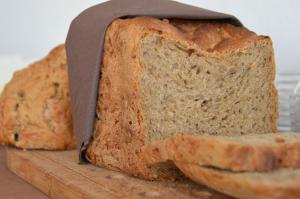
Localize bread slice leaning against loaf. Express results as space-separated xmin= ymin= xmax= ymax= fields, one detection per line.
xmin=86 ymin=16 xmax=278 ymax=179
xmin=143 ymin=133 xmax=300 ymax=172
xmin=176 ymin=163 xmax=300 ymax=199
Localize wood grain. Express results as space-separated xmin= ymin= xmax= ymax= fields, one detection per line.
xmin=6 ymin=148 xmax=230 ymax=199
xmin=0 ymin=146 xmax=48 ymax=199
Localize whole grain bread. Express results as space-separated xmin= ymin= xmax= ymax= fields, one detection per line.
xmin=176 ymin=162 xmax=300 ymax=199
xmin=86 ymin=17 xmax=278 ymax=179
xmin=0 ymin=46 xmax=75 ymax=149
xmin=143 ymin=133 xmax=300 ymax=172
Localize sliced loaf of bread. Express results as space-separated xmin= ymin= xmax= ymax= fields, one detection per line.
xmin=86 ymin=16 xmax=278 ymax=178
xmin=143 ymin=133 xmax=300 ymax=171
xmin=176 ymin=162 xmax=300 ymax=199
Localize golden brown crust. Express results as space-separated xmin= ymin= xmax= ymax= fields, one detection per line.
xmin=86 ymin=17 xmax=156 ymax=178
xmin=0 ymin=45 xmax=75 ymax=149
xmin=86 ymin=17 xmax=277 ymax=179
xmin=142 ymin=133 xmax=300 ymax=172
xmin=169 ymin=19 xmax=257 ymax=51
xmin=176 ymin=162 xmax=300 ymax=199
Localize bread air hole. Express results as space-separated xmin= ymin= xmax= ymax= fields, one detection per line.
xmin=14 ymin=132 xmax=19 ymax=142
xmin=17 ymin=90 xmax=25 ymax=98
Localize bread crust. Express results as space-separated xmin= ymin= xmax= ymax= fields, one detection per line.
xmin=0 ymin=45 xmax=75 ymax=149
xmin=86 ymin=17 xmax=277 ymax=179
xmin=176 ymin=162 xmax=300 ymax=199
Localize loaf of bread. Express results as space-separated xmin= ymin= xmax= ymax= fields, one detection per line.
xmin=176 ymin=163 xmax=300 ymax=199
xmin=86 ymin=17 xmax=278 ymax=179
xmin=0 ymin=46 xmax=75 ymax=149
xmin=143 ymin=133 xmax=300 ymax=172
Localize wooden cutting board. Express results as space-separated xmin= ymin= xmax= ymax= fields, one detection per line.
xmin=6 ymin=148 xmax=231 ymax=199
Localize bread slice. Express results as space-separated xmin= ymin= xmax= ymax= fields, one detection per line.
xmin=143 ymin=133 xmax=300 ymax=172
xmin=86 ymin=16 xmax=278 ymax=179
xmin=0 ymin=46 xmax=75 ymax=149
xmin=176 ymin=162 xmax=300 ymax=199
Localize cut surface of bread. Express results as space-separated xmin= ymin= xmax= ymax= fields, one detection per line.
xmin=143 ymin=133 xmax=300 ymax=172
xmin=141 ymin=29 xmax=276 ymax=142
xmin=0 ymin=46 xmax=75 ymax=149
xmin=176 ymin=162 xmax=300 ymax=199
xmin=86 ymin=17 xmax=278 ymax=179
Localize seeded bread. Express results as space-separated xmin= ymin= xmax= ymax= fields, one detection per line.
xmin=176 ymin=163 xmax=300 ymax=199
xmin=86 ymin=17 xmax=278 ymax=179
xmin=143 ymin=133 xmax=300 ymax=172
xmin=0 ymin=46 xmax=75 ymax=149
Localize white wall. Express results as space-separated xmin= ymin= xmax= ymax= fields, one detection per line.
xmin=0 ymin=0 xmax=299 ymax=86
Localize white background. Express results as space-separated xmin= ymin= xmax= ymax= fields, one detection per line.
xmin=0 ymin=0 xmax=300 ymax=87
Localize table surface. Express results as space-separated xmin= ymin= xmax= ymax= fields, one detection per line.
xmin=0 ymin=146 xmax=49 ymax=199
xmin=6 ymin=147 xmax=230 ymax=199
